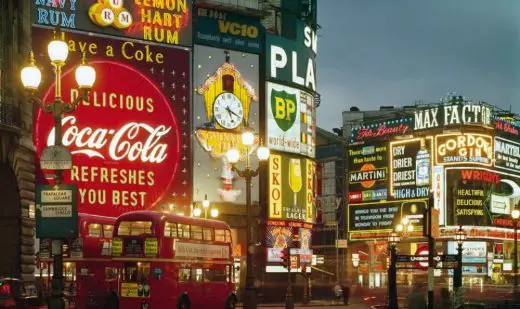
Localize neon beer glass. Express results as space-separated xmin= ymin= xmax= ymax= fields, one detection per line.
xmin=288 ymin=158 xmax=303 ymax=206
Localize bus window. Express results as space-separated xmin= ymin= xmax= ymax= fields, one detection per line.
xmin=178 ymin=269 xmax=190 ymax=282
xmin=105 ymin=267 xmax=118 ymax=281
xmin=215 ymin=229 xmax=226 ymax=242
xmin=118 ymin=221 xmax=153 ymax=236
xmin=64 ymin=262 xmax=76 ymax=282
xmin=123 ymin=262 xmax=150 ymax=282
xmin=191 ymin=268 xmax=203 ymax=283
xmin=88 ymin=224 xmax=102 ymax=237
xmin=164 ymin=222 xmax=178 ymax=238
xmin=225 ymin=230 xmax=232 ymax=243
xmin=202 ymin=227 xmax=213 ymax=241
xmin=178 ymin=224 xmax=190 ymax=239
xmin=191 ymin=226 xmax=203 ymax=240
xmin=214 ymin=269 xmax=227 ymax=282
xmin=103 ymin=225 xmax=114 ymax=238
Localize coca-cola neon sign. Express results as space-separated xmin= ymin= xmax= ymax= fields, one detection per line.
xmin=34 ymin=60 xmax=184 ymax=217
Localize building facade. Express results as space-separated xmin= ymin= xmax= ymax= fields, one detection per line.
xmin=344 ymin=95 xmax=520 ymax=288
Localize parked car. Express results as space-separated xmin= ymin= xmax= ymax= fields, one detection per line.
xmin=0 ymin=278 xmax=42 ymax=308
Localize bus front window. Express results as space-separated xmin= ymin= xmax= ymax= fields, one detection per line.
xmin=124 ymin=262 xmax=150 ymax=282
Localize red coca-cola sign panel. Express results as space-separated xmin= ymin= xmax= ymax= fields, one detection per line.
xmin=33 ymin=28 xmax=191 ymax=217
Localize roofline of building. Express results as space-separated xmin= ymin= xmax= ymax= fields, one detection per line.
xmin=316 ymin=127 xmax=348 ymax=145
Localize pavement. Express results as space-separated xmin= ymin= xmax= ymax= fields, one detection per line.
xmin=238 ymin=298 xmax=373 ymax=308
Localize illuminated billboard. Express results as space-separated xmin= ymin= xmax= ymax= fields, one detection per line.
xmin=266 ymin=82 xmax=316 ymax=158
xmin=494 ymin=137 xmax=520 ymax=175
xmin=347 ymin=143 xmax=388 ymax=203
xmin=435 ymin=133 xmax=493 ymax=166
xmin=268 ymin=153 xmax=315 ymax=224
xmin=192 ymin=46 xmax=259 ymax=205
xmin=389 ymin=137 xmax=433 ymax=200
xmin=266 ymin=20 xmax=317 ymax=93
xmin=414 ymin=103 xmax=493 ymax=131
xmin=193 ymin=6 xmax=263 ymax=53
xmin=33 ymin=0 xmax=192 ymax=47
xmin=33 ymin=28 xmax=191 ymax=217
xmin=348 ymin=199 xmax=426 ymax=238
xmin=444 ymin=168 xmax=520 ymax=226
xmin=350 ymin=117 xmax=413 ymax=143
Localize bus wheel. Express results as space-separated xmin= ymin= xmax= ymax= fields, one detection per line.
xmin=225 ymin=296 xmax=237 ymax=309
xmin=177 ymin=297 xmax=191 ymax=309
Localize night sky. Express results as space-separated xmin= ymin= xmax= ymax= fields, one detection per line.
xmin=317 ymin=0 xmax=520 ymax=130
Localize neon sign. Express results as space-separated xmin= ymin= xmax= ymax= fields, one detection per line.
xmin=435 ymin=133 xmax=493 ymax=166
xmin=414 ymin=104 xmax=493 ymax=130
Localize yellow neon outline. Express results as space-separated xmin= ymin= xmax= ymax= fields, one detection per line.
xmin=435 ymin=133 xmax=493 ymax=167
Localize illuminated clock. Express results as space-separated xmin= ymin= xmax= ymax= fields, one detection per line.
xmin=213 ymin=92 xmax=244 ymax=129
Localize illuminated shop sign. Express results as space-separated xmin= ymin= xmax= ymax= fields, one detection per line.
xmin=350 ymin=118 xmax=413 ymax=143
xmin=33 ymin=0 xmax=192 ymax=47
xmin=267 ymin=82 xmax=316 ymax=158
xmin=435 ymin=133 xmax=493 ymax=166
xmin=495 ymin=118 xmax=520 ymax=138
xmin=389 ymin=137 xmax=432 ymax=200
xmin=33 ymin=28 xmax=191 ymax=217
xmin=494 ymin=137 xmax=520 ymax=174
xmin=414 ymin=104 xmax=493 ymax=130
xmin=268 ymin=153 xmax=315 ymax=223
xmin=347 ymin=144 xmax=388 ymax=203
xmin=267 ymin=20 xmax=317 ymax=92
xmin=194 ymin=6 xmax=263 ymax=53
xmin=348 ymin=200 xmax=426 ymax=234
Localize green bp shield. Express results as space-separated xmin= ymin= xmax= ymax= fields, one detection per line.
xmin=271 ymin=89 xmax=298 ymax=132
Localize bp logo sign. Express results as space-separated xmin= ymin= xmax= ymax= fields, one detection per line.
xmin=271 ymin=89 xmax=297 ymax=132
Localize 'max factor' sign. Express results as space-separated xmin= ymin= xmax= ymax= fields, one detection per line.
xmin=414 ymin=104 xmax=493 ymax=131
xmin=267 ymin=21 xmax=317 ymax=93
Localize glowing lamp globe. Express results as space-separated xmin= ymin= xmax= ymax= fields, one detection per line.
xmin=210 ymin=208 xmax=219 ymax=218
xmin=257 ymin=146 xmax=270 ymax=162
xmin=75 ymin=63 xmax=96 ymax=89
xmin=48 ymin=38 xmax=69 ymax=64
xmin=21 ymin=64 xmax=42 ymax=91
xmin=226 ymin=148 xmax=240 ymax=164
xmin=513 ymin=209 xmax=520 ymax=220
xmin=242 ymin=131 xmax=255 ymax=146
xmin=193 ymin=207 xmax=202 ymax=217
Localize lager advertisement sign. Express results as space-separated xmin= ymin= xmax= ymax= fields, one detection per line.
xmin=32 ymin=0 xmax=193 ymax=47
xmin=269 ymin=153 xmax=315 ymax=223
xmin=267 ymin=82 xmax=315 ymax=158
xmin=33 ymin=28 xmax=191 ymax=217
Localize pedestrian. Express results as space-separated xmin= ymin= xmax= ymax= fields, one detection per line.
xmin=333 ymin=282 xmax=342 ymax=304
xmin=341 ymin=283 xmax=350 ymax=305
xmin=407 ymin=282 xmax=427 ymax=309
xmin=104 ymin=288 xmax=119 ymax=309
xmin=436 ymin=287 xmax=452 ymax=309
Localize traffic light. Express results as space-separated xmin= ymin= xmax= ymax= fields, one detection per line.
xmin=280 ymin=248 xmax=289 ymax=268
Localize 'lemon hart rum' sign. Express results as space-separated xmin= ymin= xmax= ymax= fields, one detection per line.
xmin=33 ymin=0 xmax=192 ymax=47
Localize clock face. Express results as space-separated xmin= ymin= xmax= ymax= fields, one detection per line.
xmin=213 ymin=92 xmax=244 ymax=129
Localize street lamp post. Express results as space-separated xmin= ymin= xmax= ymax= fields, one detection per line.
xmin=226 ymin=131 xmax=270 ymax=309
xmin=21 ymin=30 xmax=96 ymax=309
xmin=453 ymin=226 xmax=465 ymax=309
xmin=388 ymin=231 xmax=399 ymax=309
xmin=512 ymin=209 xmax=520 ymax=301
xmin=193 ymin=195 xmax=218 ymax=219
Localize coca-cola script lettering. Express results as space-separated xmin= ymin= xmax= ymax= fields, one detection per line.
xmin=47 ymin=116 xmax=171 ymax=163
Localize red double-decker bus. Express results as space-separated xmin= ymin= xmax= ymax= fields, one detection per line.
xmin=112 ymin=211 xmax=237 ymax=309
xmin=39 ymin=213 xmax=118 ymax=309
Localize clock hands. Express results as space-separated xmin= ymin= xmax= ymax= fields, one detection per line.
xmin=225 ymin=106 xmax=241 ymax=120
